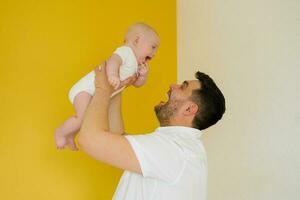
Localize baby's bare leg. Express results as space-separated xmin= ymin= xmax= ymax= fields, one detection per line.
xmin=55 ymin=92 xmax=92 ymax=150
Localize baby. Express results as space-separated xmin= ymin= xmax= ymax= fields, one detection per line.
xmin=55 ymin=23 xmax=160 ymax=150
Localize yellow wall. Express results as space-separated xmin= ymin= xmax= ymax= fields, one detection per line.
xmin=0 ymin=1 xmax=176 ymax=199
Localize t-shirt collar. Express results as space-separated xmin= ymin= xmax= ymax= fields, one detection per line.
xmin=155 ymin=126 xmax=202 ymax=139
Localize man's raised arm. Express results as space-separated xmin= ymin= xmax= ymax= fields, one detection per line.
xmin=77 ymin=63 xmax=141 ymax=174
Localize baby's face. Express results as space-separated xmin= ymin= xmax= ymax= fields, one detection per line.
xmin=135 ymin=34 xmax=160 ymax=65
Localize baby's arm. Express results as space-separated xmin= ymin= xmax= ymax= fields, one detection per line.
xmin=106 ymin=54 xmax=123 ymax=90
xmin=132 ymin=64 xmax=149 ymax=87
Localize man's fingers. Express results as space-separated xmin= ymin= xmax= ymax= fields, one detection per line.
xmin=95 ymin=62 xmax=136 ymax=91
xmin=94 ymin=63 xmax=105 ymax=76
xmin=94 ymin=61 xmax=114 ymax=92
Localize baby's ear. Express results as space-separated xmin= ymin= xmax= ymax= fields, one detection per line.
xmin=133 ymin=34 xmax=140 ymax=45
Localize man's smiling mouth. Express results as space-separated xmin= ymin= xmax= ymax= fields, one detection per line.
xmin=159 ymin=90 xmax=171 ymax=106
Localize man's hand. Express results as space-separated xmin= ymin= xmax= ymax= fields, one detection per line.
xmin=94 ymin=62 xmax=114 ymax=94
xmin=95 ymin=62 xmax=138 ymax=92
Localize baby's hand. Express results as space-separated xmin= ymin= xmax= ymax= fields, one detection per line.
xmin=108 ymin=76 xmax=120 ymax=90
xmin=138 ymin=63 xmax=149 ymax=77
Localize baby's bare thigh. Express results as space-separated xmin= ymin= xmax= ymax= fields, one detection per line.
xmin=73 ymin=92 xmax=92 ymax=117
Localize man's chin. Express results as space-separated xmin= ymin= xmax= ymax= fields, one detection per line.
xmin=154 ymin=101 xmax=172 ymax=126
xmin=154 ymin=103 xmax=162 ymax=114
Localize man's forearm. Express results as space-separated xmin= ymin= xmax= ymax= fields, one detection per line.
xmin=77 ymin=86 xmax=112 ymax=161
xmin=108 ymin=93 xmax=124 ymax=135
xmin=79 ymin=87 xmax=111 ymax=138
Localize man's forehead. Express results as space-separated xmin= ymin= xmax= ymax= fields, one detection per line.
xmin=186 ymin=80 xmax=201 ymax=90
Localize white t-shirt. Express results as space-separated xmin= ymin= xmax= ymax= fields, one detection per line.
xmin=68 ymin=46 xmax=137 ymax=103
xmin=112 ymin=126 xmax=207 ymax=200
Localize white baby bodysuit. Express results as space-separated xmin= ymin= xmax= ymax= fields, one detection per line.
xmin=68 ymin=46 xmax=138 ymax=103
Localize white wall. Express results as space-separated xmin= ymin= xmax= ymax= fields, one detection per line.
xmin=177 ymin=0 xmax=300 ymax=199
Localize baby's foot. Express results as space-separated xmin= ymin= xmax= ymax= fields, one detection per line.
xmin=66 ymin=135 xmax=78 ymax=151
xmin=55 ymin=128 xmax=68 ymax=150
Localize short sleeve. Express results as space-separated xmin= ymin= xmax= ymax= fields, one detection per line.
xmin=113 ymin=46 xmax=131 ymax=65
xmin=125 ymin=134 xmax=185 ymax=183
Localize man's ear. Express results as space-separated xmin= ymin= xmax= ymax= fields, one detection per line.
xmin=183 ymin=102 xmax=198 ymax=116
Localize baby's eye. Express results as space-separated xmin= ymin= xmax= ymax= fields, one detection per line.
xmin=152 ymin=46 xmax=156 ymax=50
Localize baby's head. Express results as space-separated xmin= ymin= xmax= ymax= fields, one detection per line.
xmin=125 ymin=23 xmax=160 ymax=65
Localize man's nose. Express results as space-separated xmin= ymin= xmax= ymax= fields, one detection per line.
xmin=170 ymin=84 xmax=178 ymax=90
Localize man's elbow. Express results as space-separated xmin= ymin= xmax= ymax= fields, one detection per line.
xmin=77 ymin=129 xmax=105 ymax=149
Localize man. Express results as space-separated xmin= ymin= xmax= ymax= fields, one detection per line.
xmin=78 ymin=63 xmax=226 ymax=200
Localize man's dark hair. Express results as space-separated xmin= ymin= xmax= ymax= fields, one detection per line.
xmin=191 ymin=71 xmax=226 ymax=130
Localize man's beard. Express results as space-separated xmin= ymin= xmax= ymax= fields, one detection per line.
xmin=154 ymin=99 xmax=184 ymax=126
